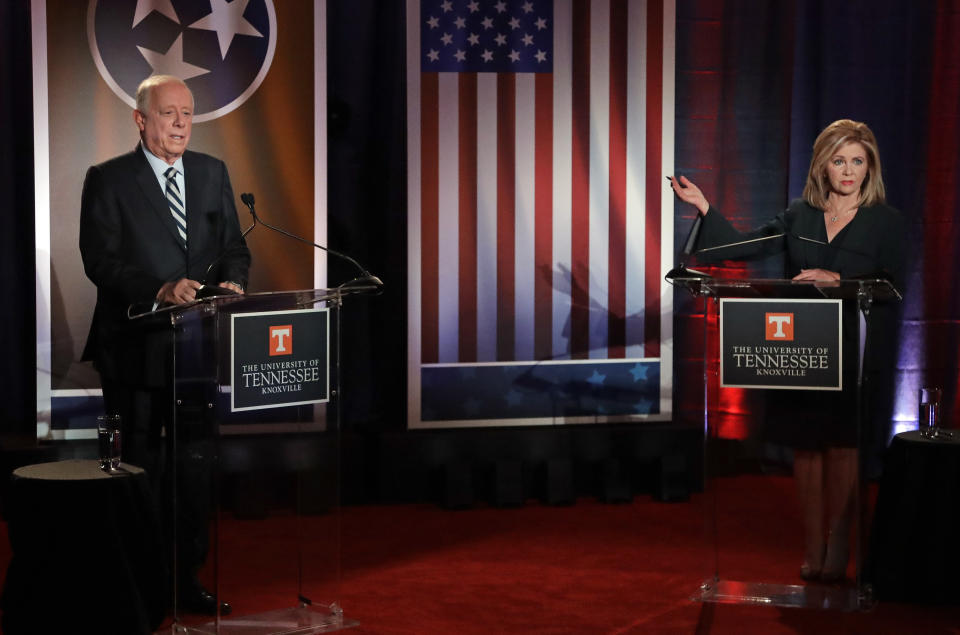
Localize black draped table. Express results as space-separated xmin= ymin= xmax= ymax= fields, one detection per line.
xmin=1 ymin=459 xmax=167 ymax=634
xmin=868 ymin=430 xmax=960 ymax=604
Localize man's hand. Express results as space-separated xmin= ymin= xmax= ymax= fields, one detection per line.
xmin=792 ymin=268 xmax=840 ymax=282
xmin=156 ymin=278 xmax=202 ymax=305
xmin=218 ymin=281 xmax=245 ymax=295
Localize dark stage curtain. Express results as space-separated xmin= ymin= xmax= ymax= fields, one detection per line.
xmin=673 ymin=0 xmax=960 ymax=458
xmin=326 ymin=1 xmax=407 ymax=432
xmin=0 ymin=0 xmax=36 ymax=437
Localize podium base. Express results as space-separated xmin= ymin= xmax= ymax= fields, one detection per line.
xmin=693 ymin=579 xmax=870 ymax=611
xmin=168 ymin=604 xmax=358 ymax=635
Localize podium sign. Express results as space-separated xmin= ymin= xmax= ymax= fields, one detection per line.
xmin=231 ymin=308 xmax=330 ymax=412
xmin=719 ymin=298 xmax=842 ymax=390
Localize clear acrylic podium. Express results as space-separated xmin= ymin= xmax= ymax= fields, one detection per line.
xmin=139 ymin=286 xmax=374 ymax=634
xmin=669 ymin=274 xmax=900 ymax=611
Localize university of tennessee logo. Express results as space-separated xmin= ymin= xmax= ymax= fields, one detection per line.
xmin=765 ymin=313 xmax=794 ymax=340
xmin=269 ymin=324 xmax=292 ymax=356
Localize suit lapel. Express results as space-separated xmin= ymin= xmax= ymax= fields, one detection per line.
xmin=134 ymin=148 xmax=187 ymax=251
xmin=182 ymin=151 xmax=204 ymax=253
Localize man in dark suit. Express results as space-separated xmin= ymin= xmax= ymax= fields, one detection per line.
xmin=79 ymin=74 xmax=250 ymax=616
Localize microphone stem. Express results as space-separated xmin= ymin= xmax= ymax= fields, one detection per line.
xmin=250 ymin=211 xmax=371 ymax=277
xmin=696 ymin=233 xmax=785 ymax=253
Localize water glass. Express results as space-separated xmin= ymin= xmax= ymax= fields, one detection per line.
xmin=918 ymin=387 xmax=942 ymax=438
xmin=97 ymin=414 xmax=122 ymax=472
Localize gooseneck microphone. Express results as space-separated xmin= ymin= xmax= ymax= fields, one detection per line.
xmin=665 ymin=212 xmax=711 ymax=280
xmin=199 ymin=209 xmax=258 ymax=291
xmin=239 ymin=192 xmax=383 ymax=293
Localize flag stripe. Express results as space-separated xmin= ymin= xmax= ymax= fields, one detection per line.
xmin=552 ymin=0 xmax=573 ymax=360
xmin=534 ymin=72 xmax=554 ymax=360
xmin=477 ymin=73 xmax=499 ymax=362
xmin=514 ymin=74 xmax=537 ymax=361
xmin=625 ymin=0 xmax=648 ymax=359
xmin=570 ymin=0 xmax=591 ymax=360
xmin=644 ymin=0 xmax=663 ymax=356
xmin=496 ymin=73 xmax=516 ymax=362
xmin=607 ymin=0 xmax=628 ymax=359
xmin=437 ymin=72 xmax=459 ymax=362
xmin=420 ymin=72 xmax=439 ymax=364
xmin=588 ymin=0 xmax=610 ymax=360
xmin=458 ymin=73 xmax=478 ymax=362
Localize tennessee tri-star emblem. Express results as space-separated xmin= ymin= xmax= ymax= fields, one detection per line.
xmin=87 ymin=0 xmax=277 ymax=122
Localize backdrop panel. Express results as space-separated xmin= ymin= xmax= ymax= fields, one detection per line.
xmin=33 ymin=0 xmax=326 ymax=438
xmin=407 ymin=0 xmax=676 ymax=429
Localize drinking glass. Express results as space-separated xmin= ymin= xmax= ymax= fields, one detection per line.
xmin=97 ymin=414 xmax=122 ymax=472
xmin=918 ymin=387 xmax=942 ymax=439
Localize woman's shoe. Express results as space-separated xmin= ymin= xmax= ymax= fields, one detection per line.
xmin=820 ymin=531 xmax=849 ymax=582
xmin=799 ymin=561 xmax=821 ymax=581
xmin=800 ymin=544 xmax=824 ymax=581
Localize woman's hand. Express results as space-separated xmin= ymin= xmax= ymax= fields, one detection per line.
xmin=667 ymin=175 xmax=710 ymax=215
xmin=792 ymin=268 xmax=841 ymax=282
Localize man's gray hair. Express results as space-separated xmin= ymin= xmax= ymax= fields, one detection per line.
xmin=134 ymin=75 xmax=193 ymax=112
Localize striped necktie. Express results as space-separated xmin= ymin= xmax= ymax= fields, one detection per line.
xmin=164 ymin=166 xmax=187 ymax=248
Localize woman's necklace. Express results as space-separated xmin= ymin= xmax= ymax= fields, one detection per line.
xmin=826 ymin=204 xmax=858 ymax=223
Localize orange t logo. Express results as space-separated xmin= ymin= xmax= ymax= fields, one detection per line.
xmin=269 ymin=325 xmax=292 ymax=355
xmin=765 ymin=313 xmax=793 ymax=340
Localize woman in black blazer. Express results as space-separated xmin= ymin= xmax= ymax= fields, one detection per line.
xmin=669 ymin=119 xmax=906 ymax=583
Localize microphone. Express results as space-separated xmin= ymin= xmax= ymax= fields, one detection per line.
xmin=674 ymin=227 xmax=896 ymax=290
xmin=239 ymin=192 xmax=383 ymax=294
xmin=665 ymin=212 xmax=711 ymax=280
xmin=695 ymin=231 xmax=786 ymax=253
xmin=666 ymin=228 xmax=824 ymax=280
xmin=198 ymin=209 xmax=257 ymax=293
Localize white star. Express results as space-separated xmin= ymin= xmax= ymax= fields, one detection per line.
xmin=454 ymin=16 xmax=466 ymax=29
xmin=441 ymin=32 xmax=453 ymax=46
xmin=509 ymin=17 xmax=521 ymax=29
xmin=440 ymin=0 xmax=453 ymax=12
xmin=427 ymin=49 xmax=440 ymax=62
xmin=522 ymin=33 xmax=534 ymax=46
xmin=467 ymin=1 xmax=480 ymax=12
xmin=494 ymin=1 xmax=507 ymax=13
xmin=426 ymin=16 xmax=439 ymax=29
xmin=481 ymin=49 xmax=494 ymax=62
xmin=132 ymin=0 xmax=179 ymax=27
xmin=454 ymin=49 xmax=467 ymax=62
xmin=467 ymin=33 xmax=480 ymax=46
xmin=535 ymin=49 xmax=547 ymax=63
xmin=509 ymin=49 xmax=520 ymax=62
xmin=481 ymin=16 xmax=494 ymax=29
xmin=522 ymin=1 xmax=534 ymax=13
xmin=535 ymin=17 xmax=548 ymax=30
xmin=494 ymin=33 xmax=507 ymax=46
xmin=188 ymin=0 xmax=263 ymax=60
xmin=137 ymin=34 xmax=210 ymax=80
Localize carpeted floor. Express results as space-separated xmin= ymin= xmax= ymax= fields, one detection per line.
xmin=2 ymin=474 xmax=959 ymax=634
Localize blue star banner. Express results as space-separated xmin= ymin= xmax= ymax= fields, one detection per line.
xmin=422 ymin=361 xmax=659 ymax=421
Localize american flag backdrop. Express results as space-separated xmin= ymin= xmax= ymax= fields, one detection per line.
xmin=408 ymin=0 xmax=675 ymax=428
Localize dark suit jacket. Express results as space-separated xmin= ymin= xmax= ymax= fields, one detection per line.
xmin=79 ymin=146 xmax=251 ymax=386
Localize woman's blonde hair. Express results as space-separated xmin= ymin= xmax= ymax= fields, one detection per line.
xmin=802 ymin=119 xmax=886 ymax=209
